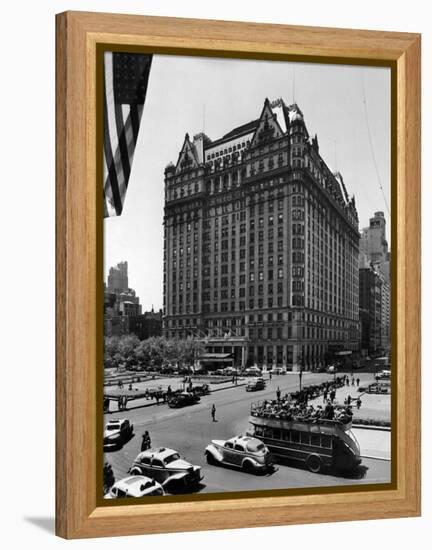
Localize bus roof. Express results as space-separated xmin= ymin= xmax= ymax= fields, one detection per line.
xmin=249 ymin=414 xmax=351 ymax=434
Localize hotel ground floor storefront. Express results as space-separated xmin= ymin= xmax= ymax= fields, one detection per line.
xmin=201 ymin=337 xmax=359 ymax=371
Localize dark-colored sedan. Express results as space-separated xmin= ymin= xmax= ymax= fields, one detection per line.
xmin=168 ymin=392 xmax=200 ymax=408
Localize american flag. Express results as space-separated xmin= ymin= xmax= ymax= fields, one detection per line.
xmin=103 ymin=52 xmax=153 ymax=217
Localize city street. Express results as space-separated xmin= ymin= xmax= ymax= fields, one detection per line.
xmin=104 ymin=373 xmax=391 ymax=495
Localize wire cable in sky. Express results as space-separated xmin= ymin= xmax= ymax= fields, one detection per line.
xmin=361 ymin=71 xmax=391 ymax=219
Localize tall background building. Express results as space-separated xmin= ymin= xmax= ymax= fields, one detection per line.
xmin=359 ymin=211 xmax=391 ymax=355
xmin=163 ymin=98 xmax=360 ymax=370
xmin=104 ymin=261 xmax=142 ymax=336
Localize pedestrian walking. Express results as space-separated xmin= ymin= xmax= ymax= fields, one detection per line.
xmin=269 ymin=371 xmax=272 ymax=380
xmin=356 ymin=378 xmax=360 ymax=387
xmin=347 ymin=394 xmax=351 ymax=405
xmin=323 ymin=389 xmax=328 ymax=403
xmin=211 ymin=404 xmax=216 ymax=422
xmin=141 ymin=430 xmax=151 ymax=451
xmin=276 ymin=386 xmax=281 ymax=401
xmin=357 ymin=397 xmax=362 ymax=409
xmin=351 ymin=377 xmax=355 ymax=386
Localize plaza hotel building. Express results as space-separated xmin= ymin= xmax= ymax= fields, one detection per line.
xmin=162 ymin=98 xmax=360 ymax=370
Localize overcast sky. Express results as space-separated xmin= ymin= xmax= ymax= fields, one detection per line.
xmin=104 ymin=54 xmax=391 ymax=312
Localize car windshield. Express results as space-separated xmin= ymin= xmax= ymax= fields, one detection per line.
xmin=164 ymin=453 xmax=180 ymax=464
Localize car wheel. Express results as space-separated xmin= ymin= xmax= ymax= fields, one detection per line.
xmin=206 ymin=452 xmax=217 ymax=465
xmin=243 ymin=460 xmax=255 ymax=474
xmin=306 ymin=454 xmax=322 ymax=473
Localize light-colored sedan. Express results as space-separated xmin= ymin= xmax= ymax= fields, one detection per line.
xmin=129 ymin=447 xmax=203 ymax=491
xmin=205 ymin=435 xmax=274 ymax=473
xmin=105 ymin=475 xmax=164 ymax=498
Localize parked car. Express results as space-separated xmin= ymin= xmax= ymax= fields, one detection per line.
xmin=244 ymin=366 xmax=262 ymax=376
xmin=105 ymin=475 xmax=164 ymax=499
xmin=168 ymin=392 xmax=200 ymax=408
xmin=272 ymin=366 xmax=286 ymax=375
xmin=376 ymin=370 xmax=391 ymax=380
xmin=160 ymin=365 xmax=177 ymax=375
xmin=103 ymin=419 xmax=134 ymax=447
xmin=129 ymin=447 xmax=203 ymax=491
xmin=245 ymin=377 xmax=266 ymax=392
xmin=205 ymin=435 xmax=274 ymax=473
xmin=211 ymin=368 xmax=226 ymax=376
xmin=223 ymin=367 xmax=239 ymax=375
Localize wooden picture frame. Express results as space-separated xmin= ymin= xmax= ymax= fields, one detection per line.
xmin=56 ymin=11 xmax=421 ymax=539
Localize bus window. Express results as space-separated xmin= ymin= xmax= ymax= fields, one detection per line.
xmin=282 ymin=430 xmax=291 ymax=442
xmin=291 ymin=431 xmax=300 ymax=443
xmin=264 ymin=428 xmax=273 ymax=438
xmin=310 ymin=433 xmax=320 ymax=447
xmin=255 ymin=426 xmax=263 ymax=437
xmin=273 ymin=429 xmax=281 ymax=440
xmin=321 ymin=434 xmax=332 ymax=448
xmin=300 ymin=432 xmax=310 ymax=445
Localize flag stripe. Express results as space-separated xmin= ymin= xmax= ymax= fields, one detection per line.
xmin=103 ymin=96 xmax=123 ymax=216
xmin=103 ymin=51 xmax=152 ymax=217
xmin=114 ymin=103 xmax=131 ymax=186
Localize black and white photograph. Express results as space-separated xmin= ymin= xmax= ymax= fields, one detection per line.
xmin=102 ymin=51 xmax=392 ymax=500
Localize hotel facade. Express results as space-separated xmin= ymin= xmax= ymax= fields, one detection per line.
xmin=162 ymin=98 xmax=360 ymax=370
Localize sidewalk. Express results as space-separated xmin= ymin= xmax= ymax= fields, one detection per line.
xmin=308 ymin=373 xmax=391 ymax=424
xmin=352 ymin=427 xmax=391 ymax=460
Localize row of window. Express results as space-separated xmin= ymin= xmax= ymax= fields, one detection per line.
xmin=254 ymin=426 xmax=333 ymax=449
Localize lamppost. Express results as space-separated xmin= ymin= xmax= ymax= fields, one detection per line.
xmin=299 ymin=365 xmax=303 ymax=392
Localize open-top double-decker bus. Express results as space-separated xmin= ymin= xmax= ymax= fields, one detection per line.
xmin=248 ymin=402 xmax=361 ymax=474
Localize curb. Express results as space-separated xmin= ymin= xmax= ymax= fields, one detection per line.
xmin=104 ymin=382 xmax=247 ymax=413
xmin=352 ymin=424 xmax=391 ymax=431
xmin=361 ymin=454 xmax=391 ymax=461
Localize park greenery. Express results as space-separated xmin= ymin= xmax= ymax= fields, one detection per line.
xmin=104 ymin=334 xmax=205 ymax=371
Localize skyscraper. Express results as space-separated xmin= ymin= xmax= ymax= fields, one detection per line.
xmin=163 ymin=98 xmax=360 ymax=370
xmin=107 ymin=261 xmax=129 ymax=293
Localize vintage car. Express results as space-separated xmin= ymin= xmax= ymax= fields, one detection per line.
xmin=105 ymin=475 xmax=164 ymax=499
xmin=205 ymin=435 xmax=274 ymax=473
xmin=223 ymin=367 xmax=239 ymax=376
xmin=191 ymin=383 xmax=210 ymax=396
xmin=168 ymin=392 xmax=200 ymax=408
xmin=129 ymin=447 xmax=203 ymax=491
xmin=376 ymin=369 xmax=391 ymax=379
xmin=103 ymin=418 xmax=134 ymax=447
xmin=245 ymin=377 xmax=266 ymax=392
xmin=244 ymin=366 xmax=263 ymax=377
xmin=271 ymin=366 xmax=286 ymax=375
